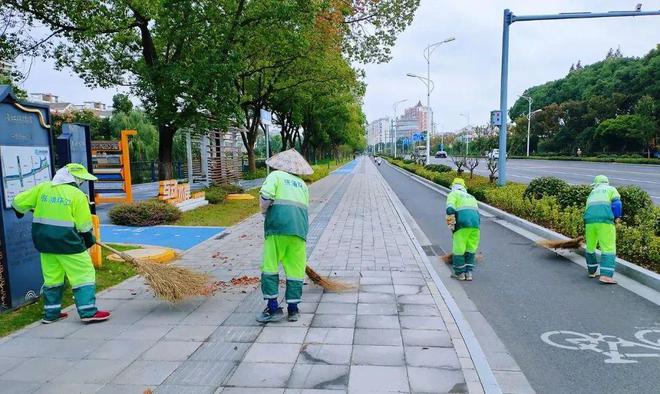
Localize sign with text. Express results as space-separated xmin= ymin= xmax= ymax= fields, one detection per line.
xmin=158 ymin=180 xmax=208 ymax=212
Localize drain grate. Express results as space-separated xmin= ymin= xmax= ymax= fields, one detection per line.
xmin=422 ymin=245 xmax=436 ymax=256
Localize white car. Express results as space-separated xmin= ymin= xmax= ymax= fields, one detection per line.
xmin=487 ymin=149 xmax=501 ymax=160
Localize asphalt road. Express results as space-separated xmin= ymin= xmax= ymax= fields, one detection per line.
xmin=377 ymin=161 xmax=660 ymax=394
xmin=429 ymin=157 xmax=660 ymax=204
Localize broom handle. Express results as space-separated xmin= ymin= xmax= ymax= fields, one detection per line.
xmin=96 ymin=241 xmax=123 ymax=255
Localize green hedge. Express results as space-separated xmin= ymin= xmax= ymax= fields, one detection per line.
xmin=109 ymin=200 xmax=181 ymax=226
xmin=386 ymin=158 xmax=659 ymax=272
xmin=203 ymin=184 xmax=245 ymax=204
xmin=509 ymin=155 xmax=660 ymax=165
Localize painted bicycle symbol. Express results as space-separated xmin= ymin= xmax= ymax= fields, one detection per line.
xmin=541 ymin=330 xmax=660 ymax=364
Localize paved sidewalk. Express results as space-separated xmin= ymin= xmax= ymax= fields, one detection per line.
xmin=0 ymin=158 xmax=485 ymax=393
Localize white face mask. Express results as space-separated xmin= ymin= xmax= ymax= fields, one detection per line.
xmin=75 ymin=178 xmax=85 ymax=186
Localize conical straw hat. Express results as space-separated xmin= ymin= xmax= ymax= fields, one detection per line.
xmin=266 ymin=148 xmax=314 ymax=176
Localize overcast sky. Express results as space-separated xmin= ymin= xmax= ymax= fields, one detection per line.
xmin=16 ymin=0 xmax=660 ymax=133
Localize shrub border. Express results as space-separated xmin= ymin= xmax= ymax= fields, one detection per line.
xmin=386 ymin=160 xmax=660 ymax=292
xmin=508 ymin=155 xmax=660 ymax=165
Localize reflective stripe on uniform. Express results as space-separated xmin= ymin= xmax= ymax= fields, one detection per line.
xmin=72 ymin=282 xmax=95 ymax=290
xmin=44 ymin=304 xmax=61 ymax=309
xmin=273 ymin=199 xmax=307 ymax=209
xmin=600 ymin=267 xmax=614 ymax=272
xmin=286 ymin=277 xmax=304 ymax=282
xmin=33 ymin=217 xmax=74 ymax=227
xmin=77 ymin=304 xmax=96 ymax=310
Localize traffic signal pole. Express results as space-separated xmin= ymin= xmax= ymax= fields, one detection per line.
xmin=497 ymin=8 xmax=660 ymax=186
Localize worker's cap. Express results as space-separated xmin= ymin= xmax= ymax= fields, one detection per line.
xmin=592 ymin=175 xmax=609 ymax=185
xmin=451 ymin=178 xmax=466 ymax=187
xmin=66 ymin=163 xmax=97 ymax=181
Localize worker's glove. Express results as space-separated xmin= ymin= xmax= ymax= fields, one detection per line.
xmin=80 ymin=231 xmax=96 ymax=249
xmin=12 ymin=208 xmax=24 ymax=219
xmin=446 ymin=215 xmax=456 ymax=231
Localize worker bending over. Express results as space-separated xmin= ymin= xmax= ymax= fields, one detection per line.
xmin=257 ymin=149 xmax=313 ymax=322
xmin=445 ymin=178 xmax=481 ymax=281
xmin=584 ymin=175 xmax=622 ymax=284
xmin=12 ymin=163 xmax=110 ymax=323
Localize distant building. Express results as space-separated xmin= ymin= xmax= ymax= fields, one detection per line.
xmin=366 ymin=118 xmax=391 ymax=149
xmin=28 ymin=93 xmax=112 ymax=118
xmin=402 ymin=101 xmax=432 ymax=134
xmin=0 ymin=61 xmax=12 ymax=78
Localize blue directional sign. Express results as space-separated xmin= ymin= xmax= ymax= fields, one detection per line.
xmin=412 ymin=133 xmax=421 ymax=141
xmin=402 ymin=138 xmax=410 ymax=146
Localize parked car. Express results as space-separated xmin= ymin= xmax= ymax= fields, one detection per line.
xmin=435 ymin=150 xmax=447 ymax=158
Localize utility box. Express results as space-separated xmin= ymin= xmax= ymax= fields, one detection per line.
xmin=0 ymin=85 xmax=55 ymax=310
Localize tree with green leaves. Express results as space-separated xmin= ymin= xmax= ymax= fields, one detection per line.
xmin=112 ymin=93 xmax=133 ymax=115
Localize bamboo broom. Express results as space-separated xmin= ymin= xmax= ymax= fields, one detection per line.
xmin=536 ymin=236 xmax=584 ymax=250
xmin=97 ymin=242 xmax=215 ymax=302
xmin=305 ymin=266 xmax=355 ymax=292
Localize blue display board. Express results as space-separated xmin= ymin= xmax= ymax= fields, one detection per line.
xmin=0 ymin=86 xmax=54 ymax=309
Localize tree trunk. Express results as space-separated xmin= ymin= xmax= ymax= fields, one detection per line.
xmin=158 ymin=124 xmax=175 ymax=180
xmin=247 ymin=147 xmax=256 ymax=173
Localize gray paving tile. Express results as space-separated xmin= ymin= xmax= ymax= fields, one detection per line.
xmin=356 ymin=303 xmax=397 ymax=315
xmin=359 ymin=285 xmax=395 ymax=294
xmin=225 ymin=362 xmax=293 ymax=387
xmin=180 ymin=311 xmax=231 ymax=326
xmin=164 ymin=325 xmax=218 ymax=342
xmin=0 ymin=357 xmax=77 ymax=382
xmin=298 ymin=344 xmax=352 ymax=365
xmin=351 ymin=345 xmax=404 ymax=366
xmin=90 ymin=339 xmax=156 ymax=360
xmin=355 ymin=315 xmax=400 ymax=329
xmin=287 ymin=364 xmax=349 ymax=390
xmin=222 ymin=313 xmax=264 ymax=327
xmin=54 ymin=359 xmax=132 ymax=384
xmin=397 ymin=304 xmax=440 ymax=316
xmin=141 ymin=341 xmax=202 ymax=361
xmin=407 ymin=367 xmax=466 ymax=393
xmin=116 ymin=325 xmax=173 ymax=341
xmin=358 ymin=293 xmax=395 ymax=304
xmin=399 ymin=316 xmax=446 ymax=330
xmin=348 ymin=366 xmax=409 ymax=392
xmin=276 ymin=313 xmax=314 ymax=327
xmin=284 ymin=390 xmax=345 ymax=394
xmin=223 ymin=389 xmax=284 ymax=394
xmin=0 ymin=337 xmax=102 ymax=359
xmin=397 ymin=295 xmax=435 ymax=305
xmin=165 ymin=361 xmax=237 ymax=386
xmin=209 ymin=326 xmax=262 ymax=343
xmin=404 ymin=347 xmax=460 ymax=369
xmin=190 ymin=342 xmax=250 ymax=361
xmin=319 ymin=293 xmax=358 ymax=304
xmin=311 ymin=314 xmax=355 ymax=329
xmin=298 ymin=302 xmax=319 ymax=314
xmin=353 ymin=329 xmax=402 ymax=346
xmin=68 ymin=323 xmax=131 ymax=340
xmin=0 ymin=357 xmax=24 ymax=376
xmin=97 ymin=383 xmax=150 ymax=394
xmin=257 ymin=327 xmax=309 ymax=343
xmin=401 ymin=329 xmax=452 ymax=348
xmin=391 ymin=276 xmax=426 ymax=286
xmin=113 ymin=360 xmax=181 ymax=385
xmin=0 ymin=381 xmax=41 ymax=394
xmin=16 ymin=321 xmax=82 ymax=339
xmin=156 ymin=385 xmax=216 ymax=394
xmin=243 ymin=343 xmax=301 ymax=363
xmin=34 ymin=383 xmax=104 ymax=394
xmin=305 ymin=328 xmax=354 ymax=345
xmin=359 ymin=276 xmax=392 ymax=285
xmin=315 ymin=303 xmax=356 ymax=315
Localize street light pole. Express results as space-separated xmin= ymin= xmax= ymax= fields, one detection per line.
xmin=421 ymin=37 xmax=455 ymax=165
xmin=392 ymin=99 xmax=407 ymax=158
xmin=460 ymin=113 xmax=470 ymax=155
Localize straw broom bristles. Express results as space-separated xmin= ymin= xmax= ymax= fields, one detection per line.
xmin=536 ymin=236 xmax=584 ymax=250
xmin=305 ymin=266 xmax=355 ymax=292
xmin=98 ymin=242 xmax=214 ymax=302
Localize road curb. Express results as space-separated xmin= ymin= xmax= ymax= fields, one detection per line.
xmin=376 ymin=162 xmax=502 ymax=394
xmin=386 ymin=162 xmax=660 ymax=293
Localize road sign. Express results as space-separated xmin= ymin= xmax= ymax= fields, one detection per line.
xmin=402 ymin=137 xmax=410 ymax=146
xmin=260 ymin=109 xmax=272 ymax=125
xmin=412 ymin=133 xmax=421 ymax=141
xmin=490 ymin=110 xmax=502 ymax=127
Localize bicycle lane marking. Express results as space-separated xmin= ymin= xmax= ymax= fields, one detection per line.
xmin=541 ymin=329 xmax=660 ymax=364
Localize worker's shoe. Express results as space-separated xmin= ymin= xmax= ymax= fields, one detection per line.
xmin=451 ymin=273 xmax=466 ymax=281
xmin=257 ymin=307 xmax=284 ymax=323
xmin=287 ymin=305 xmax=299 ymax=322
xmin=599 ymin=276 xmax=617 ymax=285
xmin=465 ymin=272 xmax=473 ymax=281
xmin=587 ymin=272 xmax=599 ymax=278
xmin=82 ymin=311 xmax=111 ymax=323
xmin=42 ymin=312 xmax=68 ymax=324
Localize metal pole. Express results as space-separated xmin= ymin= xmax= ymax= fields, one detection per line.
xmin=526 ymin=97 xmax=532 ymax=157
xmin=498 ymin=9 xmax=511 ymax=186
xmin=264 ymin=124 xmax=270 ymax=175
xmin=426 ymin=45 xmax=431 ymax=165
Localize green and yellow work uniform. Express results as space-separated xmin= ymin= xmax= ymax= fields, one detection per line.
xmin=260 ymin=170 xmax=309 ymax=306
xmin=446 ymin=179 xmax=481 ymax=275
xmin=12 ymin=167 xmax=98 ymax=322
xmin=583 ymin=175 xmax=621 ymax=278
